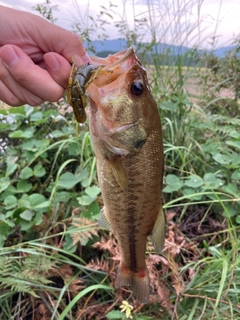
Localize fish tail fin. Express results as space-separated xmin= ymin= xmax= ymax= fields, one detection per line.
xmin=115 ymin=264 xmax=150 ymax=304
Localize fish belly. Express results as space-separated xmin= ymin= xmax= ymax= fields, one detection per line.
xmin=91 ymin=124 xmax=164 ymax=303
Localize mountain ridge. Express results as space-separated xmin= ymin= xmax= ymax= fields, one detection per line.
xmin=84 ymin=39 xmax=237 ymax=58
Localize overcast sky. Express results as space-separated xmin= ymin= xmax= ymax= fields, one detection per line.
xmin=1 ymin=0 xmax=239 ymax=49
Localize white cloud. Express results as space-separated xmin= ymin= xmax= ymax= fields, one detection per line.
xmin=1 ymin=0 xmax=239 ymax=48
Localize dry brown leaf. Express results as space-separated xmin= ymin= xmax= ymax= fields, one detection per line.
xmin=58 ymin=263 xmax=73 ymax=279
xmin=68 ymin=279 xmax=85 ymax=296
xmin=71 ymin=217 xmax=99 ymax=245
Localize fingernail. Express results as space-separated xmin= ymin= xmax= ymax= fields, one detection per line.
xmin=81 ymin=53 xmax=92 ymax=64
xmin=1 ymin=46 xmax=19 ymax=67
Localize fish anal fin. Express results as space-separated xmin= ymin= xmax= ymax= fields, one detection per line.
xmin=150 ymin=208 xmax=165 ymax=254
xmin=115 ymin=264 xmax=150 ymax=304
xmin=110 ymin=157 xmax=128 ymax=193
xmin=98 ymin=207 xmax=112 ymax=230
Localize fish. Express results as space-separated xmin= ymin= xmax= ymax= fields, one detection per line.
xmin=86 ymin=46 xmax=165 ymax=304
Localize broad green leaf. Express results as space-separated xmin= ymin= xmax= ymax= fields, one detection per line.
xmin=34 ymin=212 xmax=43 ymax=225
xmin=68 ymin=142 xmax=80 ymax=156
xmin=0 ymin=177 xmax=10 ymax=193
xmin=184 ymin=175 xmax=203 ymax=188
xmin=51 ymin=130 xmax=64 ymax=138
xmin=33 ymin=164 xmax=46 ymax=177
xmin=17 ymin=180 xmax=32 ymax=192
xmin=182 ymin=188 xmax=203 ymax=200
xmin=21 ymin=129 xmax=34 ymax=138
xmin=4 ymin=195 xmax=17 ymax=209
xmin=6 ymin=162 xmax=18 ymax=177
xmin=232 ymin=155 xmax=240 ymax=166
xmin=229 ymin=130 xmax=240 ymax=139
xmin=19 ymin=167 xmax=33 ymax=179
xmin=223 ymin=205 xmax=237 ymax=218
xmin=231 ymin=169 xmax=240 ymax=181
xmin=55 ymin=192 xmax=71 ymax=203
xmin=35 ymin=139 xmax=50 ymax=149
xmin=160 ymin=101 xmax=178 ymax=112
xmin=0 ymin=221 xmax=11 ymax=238
xmin=29 ymin=194 xmax=46 ymax=208
xmin=235 ymin=215 xmax=240 ymax=224
xmin=0 ymin=109 xmax=8 ymax=116
xmin=78 ymin=168 xmax=89 ymax=181
xmin=24 ymin=151 xmax=36 ymax=162
xmin=21 ymin=139 xmax=36 ymax=150
xmin=2 ymin=215 xmax=15 ymax=226
xmin=18 ymin=197 xmax=30 ymax=208
xmin=163 ymin=174 xmax=183 ymax=193
xmin=81 ymin=178 xmax=90 ymax=188
xmin=81 ymin=201 xmax=100 ymax=221
xmin=0 ymin=122 xmax=10 ymax=131
xmin=30 ymin=111 xmax=43 ymax=121
xmin=63 ymin=234 xmax=77 ymax=252
xmin=9 ymin=129 xmax=33 ymax=139
xmin=19 ymin=220 xmax=33 ymax=231
xmin=226 ymin=140 xmax=240 ymax=150
xmin=203 ymin=173 xmax=224 ymax=189
xmin=201 ymin=140 xmax=218 ymax=153
xmin=222 ymin=183 xmax=238 ymax=197
xmin=58 ymin=172 xmax=82 ymax=189
xmin=62 ymin=125 xmax=75 ymax=135
xmin=20 ymin=209 xmax=34 ymax=221
xmin=85 ymin=185 xmax=101 ymax=199
xmin=33 ymin=201 xmax=49 ymax=209
xmin=25 ymin=105 xmax=34 ymax=116
xmin=77 ymin=195 xmax=95 ymax=206
xmin=213 ymin=153 xmax=232 ymax=165
xmin=106 ymin=310 xmax=124 ymax=319
xmin=8 ymin=106 xmax=26 ymax=115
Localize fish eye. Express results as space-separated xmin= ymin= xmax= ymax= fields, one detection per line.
xmin=131 ymin=80 xmax=144 ymax=96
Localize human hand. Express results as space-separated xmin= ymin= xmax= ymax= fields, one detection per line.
xmin=0 ymin=5 xmax=91 ymax=106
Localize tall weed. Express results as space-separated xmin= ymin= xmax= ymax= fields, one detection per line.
xmin=0 ymin=0 xmax=239 ymax=318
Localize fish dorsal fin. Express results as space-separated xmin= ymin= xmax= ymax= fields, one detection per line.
xmin=149 ymin=208 xmax=165 ymax=254
xmin=98 ymin=207 xmax=112 ymax=230
xmin=110 ymin=157 xmax=128 ymax=193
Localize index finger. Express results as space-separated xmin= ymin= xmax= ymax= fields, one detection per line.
xmin=31 ymin=16 xmax=92 ymax=66
xmin=1 ymin=45 xmax=65 ymax=102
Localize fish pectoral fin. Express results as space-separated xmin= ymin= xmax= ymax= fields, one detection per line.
xmin=98 ymin=207 xmax=112 ymax=230
xmin=115 ymin=263 xmax=150 ymax=304
xmin=149 ymin=207 xmax=165 ymax=254
xmin=110 ymin=158 xmax=128 ymax=193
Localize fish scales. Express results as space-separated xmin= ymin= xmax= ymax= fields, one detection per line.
xmin=85 ymin=46 xmax=165 ymax=304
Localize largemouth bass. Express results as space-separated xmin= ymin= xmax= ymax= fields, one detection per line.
xmin=74 ymin=46 xmax=165 ymax=303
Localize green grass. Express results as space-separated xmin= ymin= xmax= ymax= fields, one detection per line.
xmin=0 ymin=0 xmax=239 ymax=318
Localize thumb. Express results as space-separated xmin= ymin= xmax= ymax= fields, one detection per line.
xmin=44 ymin=52 xmax=71 ymax=88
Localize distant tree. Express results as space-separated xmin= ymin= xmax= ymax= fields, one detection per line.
xmin=96 ymin=51 xmax=117 ymax=58
xmin=33 ymin=0 xmax=58 ymax=23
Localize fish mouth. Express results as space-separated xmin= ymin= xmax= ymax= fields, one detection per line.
xmin=88 ymin=46 xmax=143 ymax=87
xmin=101 ymin=46 xmax=139 ymax=71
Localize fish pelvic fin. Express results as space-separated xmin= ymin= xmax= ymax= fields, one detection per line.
xmin=150 ymin=207 xmax=165 ymax=254
xmin=115 ymin=264 xmax=150 ymax=304
xmin=98 ymin=207 xmax=112 ymax=230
